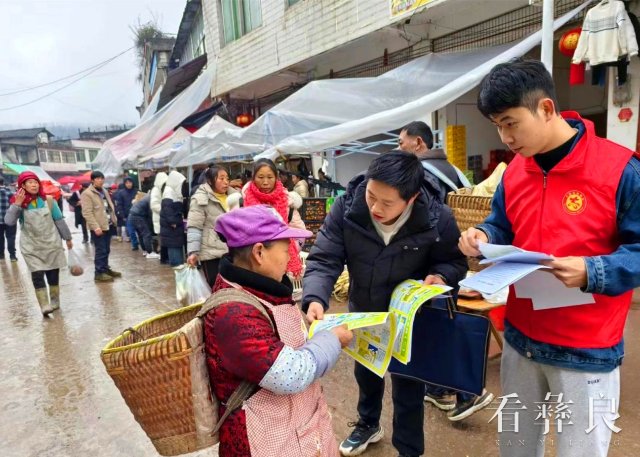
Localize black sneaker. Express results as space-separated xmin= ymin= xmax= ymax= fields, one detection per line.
xmin=10 ymin=256 xmax=18 ymax=262
xmin=424 ymin=392 xmax=455 ymax=411
xmin=339 ymin=421 xmax=383 ymax=456
xmin=447 ymin=390 xmax=494 ymax=422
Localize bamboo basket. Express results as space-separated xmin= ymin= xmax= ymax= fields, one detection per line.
xmin=447 ymin=188 xmax=493 ymax=271
xmin=101 ymin=302 xmax=217 ymax=456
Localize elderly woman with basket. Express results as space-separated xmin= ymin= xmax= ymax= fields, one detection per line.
xmin=204 ymin=205 xmax=352 ymax=456
xmin=4 ymin=171 xmax=73 ymax=316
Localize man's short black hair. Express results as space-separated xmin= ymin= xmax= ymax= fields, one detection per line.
xmin=90 ymin=171 xmax=105 ymax=180
xmin=477 ymin=58 xmax=560 ymax=118
xmin=401 ymin=121 xmax=434 ymax=149
xmin=366 ymin=151 xmax=423 ymax=200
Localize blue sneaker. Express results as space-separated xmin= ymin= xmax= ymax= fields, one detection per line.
xmin=339 ymin=421 xmax=383 ymax=456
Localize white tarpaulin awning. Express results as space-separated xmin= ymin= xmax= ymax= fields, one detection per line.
xmin=166 ymin=1 xmax=588 ymax=167
xmin=92 ymin=64 xmax=216 ymax=176
xmin=170 ymin=115 xmax=244 ymax=166
xmin=256 ymin=1 xmax=589 ymax=159
xmin=137 ymin=127 xmax=193 ymax=168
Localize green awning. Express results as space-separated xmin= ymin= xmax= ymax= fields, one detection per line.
xmin=2 ymin=162 xmax=59 ymax=184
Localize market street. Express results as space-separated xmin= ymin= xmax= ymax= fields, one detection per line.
xmin=1 ymin=217 xmax=640 ymax=457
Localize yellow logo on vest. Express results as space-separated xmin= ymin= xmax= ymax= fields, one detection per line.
xmin=563 ymin=190 xmax=586 ymax=215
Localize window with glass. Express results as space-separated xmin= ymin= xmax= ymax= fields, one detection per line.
xmin=48 ymin=150 xmax=62 ymax=163
xmin=76 ymin=151 xmax=85 ymax=162
xmin=288 ymin=0 xmax=302 ymax=6
xmin=63 ymin=152 xmax=76 ymax=163
xmin=89 ymin=150 xmax=99 ymax=162
xmin=38 ymin=150 xmax=48 ymax=162
xmin=220 ymin=0 xmax=262 ymax=44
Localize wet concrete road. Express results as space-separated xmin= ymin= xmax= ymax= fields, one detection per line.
xmin=1 ymin=216 xmax=639 ymax=457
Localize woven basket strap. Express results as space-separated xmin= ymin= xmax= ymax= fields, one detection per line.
xmin=197 ymin=288 xmax=274 ymax=330
xmin=199 ymin=288 xmax=275 ymax=435
xmin=212 ymin=380 xmax=256 ymax=435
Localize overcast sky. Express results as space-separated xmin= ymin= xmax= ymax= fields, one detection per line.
xmin=0 ymin=0 xmax=185 ymax=129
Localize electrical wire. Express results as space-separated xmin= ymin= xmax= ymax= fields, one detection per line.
xmin=0 ymin=48 xmax=134 ymax=111
xmin=0 ymin=46 xmax=134 ymax=97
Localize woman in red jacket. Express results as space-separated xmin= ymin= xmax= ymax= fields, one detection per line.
xmin=204 ymin=205 xmax=352 ymax=456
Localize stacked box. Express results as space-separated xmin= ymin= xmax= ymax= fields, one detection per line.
xmin=445 ymin=125 xmax=467 ymax=171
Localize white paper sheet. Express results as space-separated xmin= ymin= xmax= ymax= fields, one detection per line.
xmin=514 ymin=270 xmax=595 ymax=310
xmin=478 ymin=242 xmax=553 ymax=265
xmin=459 ymin=262 xmax=549 ymax=295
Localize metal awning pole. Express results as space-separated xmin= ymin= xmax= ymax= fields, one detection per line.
xmin=541 ymin=0 xmax=555 ymax=75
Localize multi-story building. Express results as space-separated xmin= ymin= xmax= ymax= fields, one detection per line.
xmin=166 ymin=0 xmax=638 ymax=183
xmin=137 ymin=37 xmax=177 ymax=116
xmin=0 ymin=127 xmax=53 ymax=166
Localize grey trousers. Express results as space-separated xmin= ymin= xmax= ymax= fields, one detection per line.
xmin=498 ymin=341 xmax=620 ymax=457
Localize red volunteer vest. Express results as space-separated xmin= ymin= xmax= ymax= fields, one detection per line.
xmin=503 ymin=112 xmax=633 ymax=348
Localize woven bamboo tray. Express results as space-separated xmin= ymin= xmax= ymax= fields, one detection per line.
xmin=447 ymin=188 xmax=493 ymax=272
xmin=101 ymin=302 xmax=217 ymax=456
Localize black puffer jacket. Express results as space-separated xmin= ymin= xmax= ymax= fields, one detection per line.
xmin=302 ymin=174 xmax=467 ymax=313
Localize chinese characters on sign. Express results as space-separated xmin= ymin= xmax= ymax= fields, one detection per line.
xmin=489 ymin=392 xmax=621 ymax=435
xmin=390 ymin=0 xmax=434 ymax=18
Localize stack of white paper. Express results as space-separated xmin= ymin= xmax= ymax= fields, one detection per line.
xmin=458 ymin=243 xmax=594 ymax=310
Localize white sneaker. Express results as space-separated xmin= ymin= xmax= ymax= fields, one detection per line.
xmin=142 ymin=252 xmax=147 ymax=257
xmin=146 ymin=252 xmax=161 ymax=259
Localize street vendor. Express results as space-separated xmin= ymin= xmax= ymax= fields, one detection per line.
xmin=302 ymin=151 xmax=467 ymax=457
xmin=204 ymin=204 xmax=353 ymax=457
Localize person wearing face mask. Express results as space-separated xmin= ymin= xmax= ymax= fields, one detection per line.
xmin=4 ymin=171 xmax=73 ymax=316
xmin=186 ymin=166 xmax=237 ymax=287
xmin=236 ymin=158 xmax=306 ymax=279
xmin=398 ymin=121 xmax=471 ymax=203
xmin=302 ymin=151 xmax=467 ymax=457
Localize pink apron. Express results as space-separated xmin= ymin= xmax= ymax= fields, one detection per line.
xmin=226 ymin=281 xmax=339 ymax=457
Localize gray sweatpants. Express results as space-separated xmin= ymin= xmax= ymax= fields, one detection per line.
xmin=498 ymin=341 xmax=620 ymax=457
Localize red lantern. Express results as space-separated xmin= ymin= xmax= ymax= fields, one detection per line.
xmin=618 ymin=108 xmax=633 ymax=123
xmin=558 ymin=28 xmax=581 ymax=57
xmin=236 ymin=113 xmax=254 ymax=127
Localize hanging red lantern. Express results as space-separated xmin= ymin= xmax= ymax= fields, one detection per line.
xmin=236 ymin=113 xmax=254 ymax=127
xmin=558 ymin=27 xmax=581 ymax=57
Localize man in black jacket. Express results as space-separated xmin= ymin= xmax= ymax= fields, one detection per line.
xmin=398 ymin=121 xmax=470 ymax=202
xmin=302 ymin=151 xmax=467 ymax=457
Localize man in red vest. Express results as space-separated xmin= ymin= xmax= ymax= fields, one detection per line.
xmin=459 ymin=59 xmax=640 ymax=457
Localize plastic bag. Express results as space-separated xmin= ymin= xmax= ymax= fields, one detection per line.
xmin=174 ymin=264 xmax=211 ymax=307
xmin=67 ymin=250 xmax=85 ymax=276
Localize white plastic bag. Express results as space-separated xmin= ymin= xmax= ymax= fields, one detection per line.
xmin=67 ymin=250 xmax=85 ymax=276
xmin=174 ymin=264 xmax=211 ymax=307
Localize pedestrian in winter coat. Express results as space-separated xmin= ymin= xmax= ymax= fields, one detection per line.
xmin=302 ymin=151 xmax=467 ymax=457
xmin=0 ymin=176 xmax=17 ymax=261
xmin=398 ymin=121 xmax=471 ymax=202
xmin=204 ymin=205 xmax=352 ymax=457
xmin=186 ymin=166 xmax=236 ymax=287
xmin=114 ymin=177 xmax=139 ymax=248
xmin=128 ymin=193 xmax=158 ymax=258
xmin=461 ymin=59 xmax=640 ymax=457
xmin=160 ymin=170 xmax=187 ymax=266
xmin=4 ymin=172 xmax=73 ymax=316
xmin=291 ymin=174 xmax=309 ymax=198
xmin=235 ymin=158 xmax=306 ymax=278
xmin=81 ymin=171 xmax=121 ymax=282
xmin=150 ymin=172 xmax=169 ymax=262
